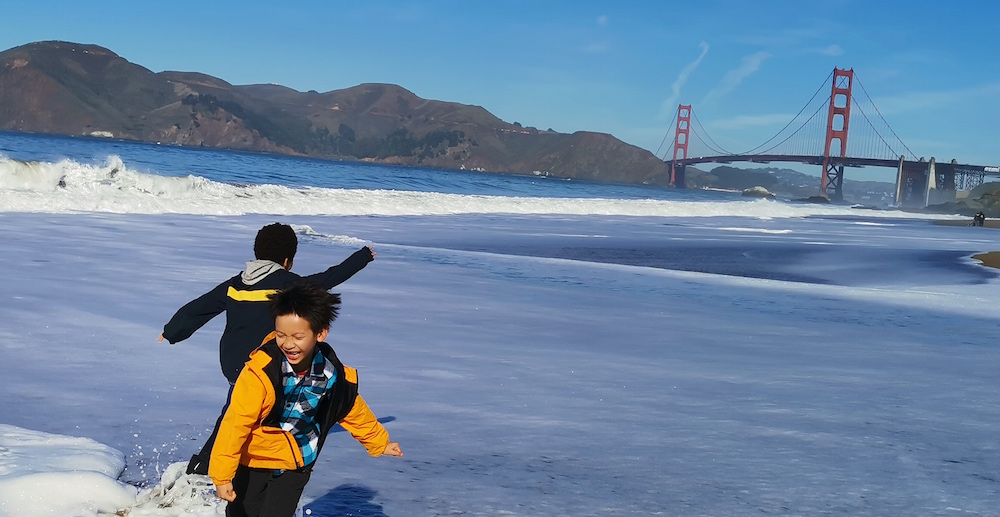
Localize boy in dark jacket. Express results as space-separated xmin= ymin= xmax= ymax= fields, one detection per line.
xmin=210 ymin=281 xmax=401 ymax=517
xmin=159 ymin=222 xmax=375 ymax=474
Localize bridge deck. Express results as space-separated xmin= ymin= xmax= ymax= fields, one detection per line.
xmin=673 ymin=155 xmax=998 ymax=174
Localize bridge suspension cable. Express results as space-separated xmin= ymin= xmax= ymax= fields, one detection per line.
xmin=738 ymin=69 xmax=834 ymax=156
xmin=654 ymin=119 xmax=676 ymax=160
xmin=850 ymin=76 xmax=918 ymax=161
xmin=690 ymin=110 xmax=733 ymax=155
xmin=659 ymin=68 xmax=917 ymax=166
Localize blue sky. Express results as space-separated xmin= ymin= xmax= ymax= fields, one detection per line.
xmin=3 ymin=0 xmax=999 ymax=180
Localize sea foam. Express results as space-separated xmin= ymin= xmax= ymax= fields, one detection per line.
xmin=0 ymin=155 xmax=954 ymax=220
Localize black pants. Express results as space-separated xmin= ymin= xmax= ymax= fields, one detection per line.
xmin=188 ymin=384 xmax=235 ymax=475
xmin=227 ymin=465 xmax=312 ymax=517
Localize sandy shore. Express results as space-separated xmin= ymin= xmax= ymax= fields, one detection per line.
xmin=972 ymin=252 xmax=1000 ymax=270
xmin=933 ymin=219 xmax=1000 ymax=228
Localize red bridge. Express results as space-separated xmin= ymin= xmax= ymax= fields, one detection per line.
xmin=659 ymin=68 xmax=999 ymax=207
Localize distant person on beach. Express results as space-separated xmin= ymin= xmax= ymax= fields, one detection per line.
xmin=158 ymin=222 xmax=375 ymax=475
xmin=972 ymin=212 xmax=986 ymax=227
xmin=210 ymin=281 xmax=401 ymax=517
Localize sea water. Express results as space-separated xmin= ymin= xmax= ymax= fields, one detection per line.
xmin=1 ymin=130 xmax=1000 ymax=516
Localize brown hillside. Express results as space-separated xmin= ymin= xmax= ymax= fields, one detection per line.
xmin=0 ymin=40 xmax=670 ymax=185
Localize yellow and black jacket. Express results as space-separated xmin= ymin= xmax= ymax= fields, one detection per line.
xmin=208 ymin=339 xmax=389 ymax=487
xmin=162 ymin=246 xmax=374 ymax=383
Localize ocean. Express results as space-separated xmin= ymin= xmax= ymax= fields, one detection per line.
xmin=1 ymin=131 xmax=1000 ymax=516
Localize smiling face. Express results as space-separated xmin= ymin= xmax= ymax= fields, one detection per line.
xmin=274 ymin=312 xmax=328 ymax=373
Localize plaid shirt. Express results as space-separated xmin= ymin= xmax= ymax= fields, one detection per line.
xmin=279 ymin=350 xmax=337 ymax=467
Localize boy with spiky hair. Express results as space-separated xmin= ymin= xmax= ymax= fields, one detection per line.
xmin=159 ymin=222 xmax=375 ymax=475
xmin=210 ymin=281 xmax=401 ymax=517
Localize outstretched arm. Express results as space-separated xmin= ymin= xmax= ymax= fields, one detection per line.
xmin=160 ymin=280 xmax=229 ymax=343
xmin=303 ymin=246 xmax=375 ymax=290
xmin=339 ymin=394 xmax=401 ymax=457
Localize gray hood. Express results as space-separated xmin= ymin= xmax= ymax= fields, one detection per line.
xmin=242 ymin=260 xmax=284 ymax=285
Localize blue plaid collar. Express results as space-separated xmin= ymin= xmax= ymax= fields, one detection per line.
xmin=278 ymin=347 xmax=337 ymax=467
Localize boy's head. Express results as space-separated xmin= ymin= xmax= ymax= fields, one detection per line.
xmin=254 ymin=223 xmax=298 ymax=268
xmin=268 ymin=281 xmax=340 ymax=370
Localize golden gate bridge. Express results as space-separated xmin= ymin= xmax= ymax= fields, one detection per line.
xmin=656 ymin=68 xmax=999 ymax=207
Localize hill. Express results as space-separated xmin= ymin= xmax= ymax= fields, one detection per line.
xmin=0 ymin=41 xmax=671 ymax=184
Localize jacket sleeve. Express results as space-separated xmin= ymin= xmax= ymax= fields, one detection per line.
xmin=161 ymin=280 xmax=230 ymax=344
xmin=338 ymin=394 xmax=390 ymax=456
xmin=209 ymin=368 xmax=269 ymax=486
xmin=302 ymin=247 xmax=374 ymax=289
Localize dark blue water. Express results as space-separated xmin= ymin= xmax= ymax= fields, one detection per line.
xmin=0 ymin=130 xmax=735 ymax=202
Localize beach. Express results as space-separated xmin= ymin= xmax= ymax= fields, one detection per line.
xmin=3 ymin=134 xmax=1000 ymax=515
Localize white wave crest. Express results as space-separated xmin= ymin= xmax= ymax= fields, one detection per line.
xmin=291 ymin=224 xmax=368 ymax=246
xmin=0 ymin=156 xmax=956 ymax=220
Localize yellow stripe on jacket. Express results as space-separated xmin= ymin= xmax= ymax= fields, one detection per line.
xmin=226 ymin=286 xmax=279 ymax=302
xmin=208 ymin=348 xmax=390 ymax=486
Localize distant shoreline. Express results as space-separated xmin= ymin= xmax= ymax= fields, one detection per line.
xmin=933 ymin=219 xmax=1000 ymax=228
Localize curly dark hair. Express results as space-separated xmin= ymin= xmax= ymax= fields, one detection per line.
xmin=268 ymin=281 xmax=340 ymax=333
xmin=254 ymin=223 xmax=298 ymax=264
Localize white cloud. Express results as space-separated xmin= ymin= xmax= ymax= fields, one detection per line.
xmin=660 ymin=41 xmax=710 ymax=118
xmin=702 ymin=51 xmax=770 ymax=105
xmin=819 ymin=44 xmax=843 ymax=56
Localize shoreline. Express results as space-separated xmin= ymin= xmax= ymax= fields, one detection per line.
xmin=933 ymin=219 xmax=1000 ymax=228
xmin=972 ymin=251 xmax=1000 ymax=270
xmin=928 ymin=220 xmax=1000 ymax=270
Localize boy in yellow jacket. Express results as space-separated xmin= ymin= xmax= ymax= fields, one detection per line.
xmin=209 ymin=281 xmax=402 ymax=517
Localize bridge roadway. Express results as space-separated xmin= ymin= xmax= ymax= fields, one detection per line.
xmin=673 ymin=155 xmax=999 ymax=175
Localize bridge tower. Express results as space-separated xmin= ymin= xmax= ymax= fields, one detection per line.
xmin=820 ymin=68 xmax=854 ymax=201
xmin=671 ymin=104 xmax=691 ymax=188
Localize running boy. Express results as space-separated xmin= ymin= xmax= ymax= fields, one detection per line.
xmin=159 ymin=222 xmax=375 ymax=474
xmin=210 ymin=281 xmax=401 ymax=517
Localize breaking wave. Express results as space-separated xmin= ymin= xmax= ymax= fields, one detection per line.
xmin=0 ymin=155 xmax=951 ymax=220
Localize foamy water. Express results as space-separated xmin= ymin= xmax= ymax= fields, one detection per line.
xmin=0 ymin=155 xmax=960 ymax=220
xmin=3 ymin=133 xmax=997 ymax=516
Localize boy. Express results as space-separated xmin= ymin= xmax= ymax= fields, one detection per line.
xmin=159 ymin=222 xmax=375 ymax=474
xmin=210 ymin=281 xmax=402 ymax=517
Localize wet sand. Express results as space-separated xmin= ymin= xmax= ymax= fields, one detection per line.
xmin=972 ymin=251 xmax=1000 ymax=270
xmin=933 ymin=219 xmax=1000 ymax=228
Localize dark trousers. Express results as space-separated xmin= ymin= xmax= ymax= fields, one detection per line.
xmin=188 ymin=383 xmax=235 ymax=475
xmin=226 ymin=465 xmax=312 ymax=517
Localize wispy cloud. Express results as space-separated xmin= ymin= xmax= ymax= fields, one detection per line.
xmin=789 ymin=44 xmax=844 ymax=58
xmin=710 ymin=113 xmax=796 ymax=130
xmin=581 ymin=15 xmax=610 ymax=54
xmin=702 ymin=51 xmax=770 ymax=105
xmin=873 ymin=82 xmax=1000 ymax=115
xmin=660 ymin=41 xmax=710 ymax=118
xmin=817 ymin=44 xmax=843 ymax=56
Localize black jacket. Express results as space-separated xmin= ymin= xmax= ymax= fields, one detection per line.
xmin=162 ymin=246 xmax=373 ymax=382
